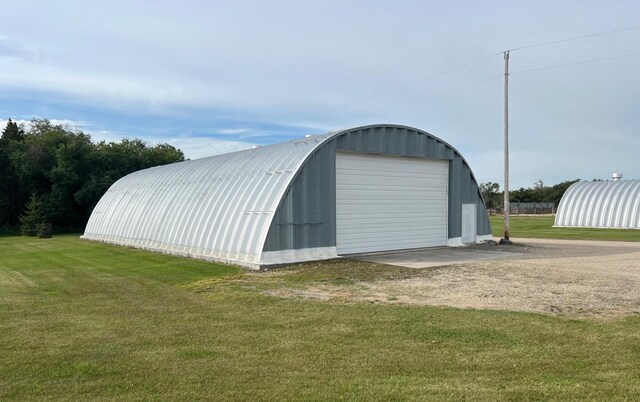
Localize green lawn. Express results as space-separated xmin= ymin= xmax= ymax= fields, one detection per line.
xmin=1 ymin=236 xmax=639 ymax=401
xmin=490 ymin=215 xmax=640 ymax=241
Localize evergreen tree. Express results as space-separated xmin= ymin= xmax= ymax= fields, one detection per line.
xmin=0 ymin=120 xmax=21 ymax=226
xmin=19 ymin=192 xmax=44 ymax=236
xmin=1 ymin=119 xmax=25 ymax=142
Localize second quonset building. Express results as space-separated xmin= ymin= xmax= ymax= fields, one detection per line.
xmin=555 ymin=176 xmax=640 ymax=229
xmin=83 ymin=124 xmax=493 ymax=268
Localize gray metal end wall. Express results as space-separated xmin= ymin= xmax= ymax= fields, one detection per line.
xmin=263 ymin=125 xmax=491 ymax=252
xmin=263 ymin=141 xmax=337 ymax=251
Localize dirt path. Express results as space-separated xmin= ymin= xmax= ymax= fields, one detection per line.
xmin=268 ymin=238 xmax=640 ymax=318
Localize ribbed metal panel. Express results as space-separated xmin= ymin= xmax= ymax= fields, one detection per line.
xmin=554 ymin=180 xmax=640 ymax=229
xmin=82 ymin=134 xmax=335 ymax=266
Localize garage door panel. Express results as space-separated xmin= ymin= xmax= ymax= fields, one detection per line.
xmin=337 ymin=172 xmax=444 ymax=178
xmin=338 ymin=231 xmax=447 ymax=243
xmin=337 ymin=224 xmax=447 ymax=233
xmin=336 ymin=210 xmax=448 ymax=216
xmin=340 ymin=217 xmax=445 ymax=225
xmin=339 ymin=239 xmax=442 ymax=247
xmin=338 ymin=188 xmax=444 ymax=195
xmin=338 ymin=238 xmax=445 ymax=253
xmin=337 ymin=191 xmax=445 ymax=199
xmin=337 ymin=201 xmax=447 ymax=209
xmin=343 ymin=223 xmax=446 ymax=232
xmin=336 ymin=217 xmax=448 ymax=225
xmin=338 ymin=230 xmax=446 ymax=240
xmin=337 ymin=179 xmax=448 ymax=188
xmin=336 ymin=152 xmax=448 ymax=255
xmin=337 ymin=189 xmax=446 ymax=197
xmin=337 ymin=207 xmax=445 ymax=214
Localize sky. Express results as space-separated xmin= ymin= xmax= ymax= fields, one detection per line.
xmin=1 ymin=0 xmax=639 ymax=188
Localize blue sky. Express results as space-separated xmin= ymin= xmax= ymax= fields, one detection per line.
xmin=1 ymin=0 xmax=639 ymax=188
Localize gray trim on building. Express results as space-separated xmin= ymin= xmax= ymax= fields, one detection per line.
xmin=264 ymin=124 xmax=491 ymax=252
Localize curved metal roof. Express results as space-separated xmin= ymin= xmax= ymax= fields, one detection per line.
xmin=82 ymin=132 xmax=337 ymax=266
xmin=554 ymin=180 xmax=640 ymax=229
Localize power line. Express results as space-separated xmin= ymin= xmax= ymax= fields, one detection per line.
xmin=511 ymin=51 xmax=640 ymax=75
xmin=329 ymin=74 xmax=502 ymax=129
xmin=299 ymin=52 xmax=502 ymax=121
xmin=509 ymin=24 xmax=640 ymax=52
xmin=327 ymin=49 xmax=640 ymax=129
xmin=304 ymin=25 xmax=640 ymax=126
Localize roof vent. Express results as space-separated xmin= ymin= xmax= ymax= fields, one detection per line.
xmin=612 ymin=173 xmax=622 ymax=181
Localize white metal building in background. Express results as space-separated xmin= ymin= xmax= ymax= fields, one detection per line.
xmin=83 ymin=124 xmax=493 ymax=269
xmin=554 ymin=174 xmax=640 ymax=229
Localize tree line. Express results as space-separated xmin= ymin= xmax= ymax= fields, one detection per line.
xmin=0 ymin=119 xmax=184 ymax=234
xmin=480 ymin=179 xmax=580 ymax=210
xmin=0 ymin=117 xmax=585 ymax=235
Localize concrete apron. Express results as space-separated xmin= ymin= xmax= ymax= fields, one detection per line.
xmin=351 ymin=244 xmax=525 ymax=269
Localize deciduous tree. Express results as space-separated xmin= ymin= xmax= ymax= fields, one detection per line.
xmin=1 ymin=118 xmax=185 ymax=232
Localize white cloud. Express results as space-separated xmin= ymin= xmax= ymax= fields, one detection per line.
xmin=86 ymin=129 xmax=125 ymax=144
xmin=164 ymin=137 xmax=254 ymax=160
xmin=88 ymin=129 xmax=256 ymax=159
xmin=216 ymin=128 xmax=251 ymax=135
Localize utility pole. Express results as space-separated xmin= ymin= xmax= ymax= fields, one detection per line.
xmin=501 ymin=50 xmax=512 ymax=245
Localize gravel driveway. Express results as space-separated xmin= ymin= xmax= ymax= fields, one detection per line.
xmin=272 ymin=238 xmax=640 ymax=318
xmin=359 ymin=238 xmax=640 ymax=318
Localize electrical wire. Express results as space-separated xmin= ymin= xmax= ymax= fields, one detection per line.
xmin=299 ymin=52 xmax=502 ymax=121
xmin=327 ymin=50 xmax=640 ymax=128
xmin=511 ymin=52 xmax=640 ymax=75
xmin=329 ymin=74 xmax=502 ymax=129
xmin=304 ymin=25 xmax=640 ymax=126
xmin=508 ymin=25 xmax=640 ymax=52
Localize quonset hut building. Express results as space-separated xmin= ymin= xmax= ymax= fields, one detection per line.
xmin=554 ymin=176 xmax=640 ymax=229
xmin=83 ymin=124 xmax=492 ymax=269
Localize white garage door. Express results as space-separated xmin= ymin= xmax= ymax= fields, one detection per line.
xmin=336 ymin=152 xmax=448 ymax=255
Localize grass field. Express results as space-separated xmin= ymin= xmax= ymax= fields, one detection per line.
xmin=1 ymin=235 xmax=639 ymax=400
xmin=490 ymin=215 xmax=640 ymax=241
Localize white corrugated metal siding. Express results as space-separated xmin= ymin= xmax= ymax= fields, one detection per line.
xmin=554 ymin=180 xmax=640 ymax=229
xmin=335 ymin=152 xmax=448 ymax=254
xmin=82 ymin=134 xmax=333 ymax=267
